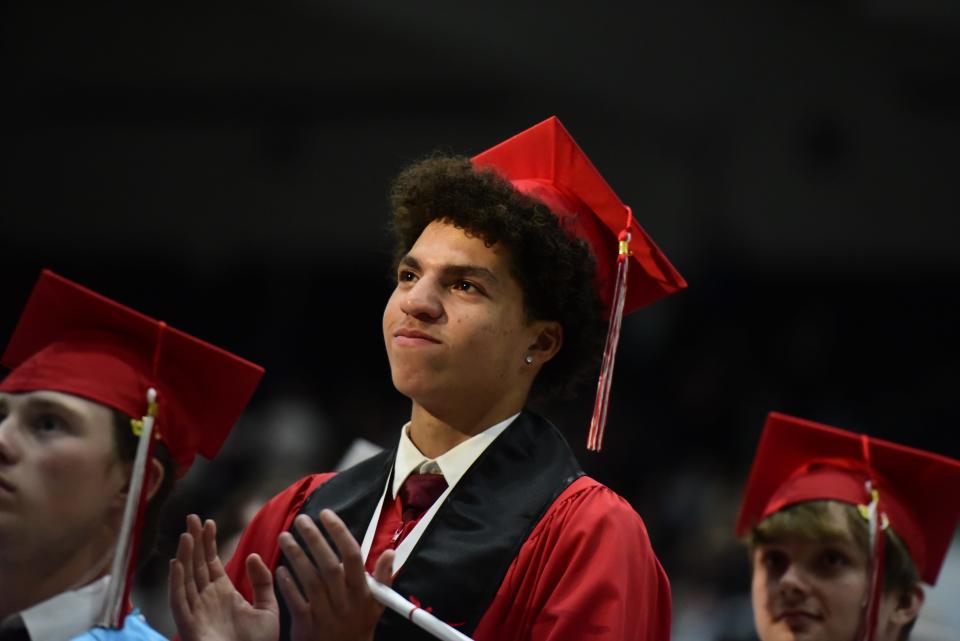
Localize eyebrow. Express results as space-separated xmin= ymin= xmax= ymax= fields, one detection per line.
xmin=399 ymin=255 xmax=500 ymax=285
xmin=22 ymin=396 xmax=87 ymax=423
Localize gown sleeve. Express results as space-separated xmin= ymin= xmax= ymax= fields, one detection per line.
xmin=472 ymin=476 xmax=672 ymax=641
xmin=223 ymin=473 xmax=336 ymax=602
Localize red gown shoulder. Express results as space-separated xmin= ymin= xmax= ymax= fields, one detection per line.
xmin=473 ymin=476 xmax=672 ymax=641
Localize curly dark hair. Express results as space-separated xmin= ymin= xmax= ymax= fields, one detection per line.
xmin=388 ymin=155 xmax=606 ymax=399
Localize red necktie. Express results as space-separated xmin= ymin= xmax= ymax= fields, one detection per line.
xmin=398 ymin=473 xmax=448 ymax=524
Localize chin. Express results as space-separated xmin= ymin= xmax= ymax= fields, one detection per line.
xmin=390 ymin=369 xmax=436 ymax=401
xmin=760 ymin=623 xmax=825 ymax=641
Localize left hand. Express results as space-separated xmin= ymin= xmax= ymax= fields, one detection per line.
xmin=277 ymin=510 xmax=396 ymax=641
xmin=169 ymin=515 xmax=280 ymax=641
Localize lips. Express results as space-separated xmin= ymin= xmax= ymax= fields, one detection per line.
xmin=393 ymin=328 xmax=441 ymax=345
xmin=775 ymin=610 xmax=821 ymax=624
xmin=0 ymin=476 xmax=15 ymax=493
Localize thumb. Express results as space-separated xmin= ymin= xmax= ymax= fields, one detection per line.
xmin=372 ymin=549 xmax=395 ymax=588
xmin=246 ymin=553 xmax=279 ymax=614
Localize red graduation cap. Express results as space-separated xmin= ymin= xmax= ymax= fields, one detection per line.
xmin=0 ymin=270 xmax=265 ymax=628
xmin=471 ymin=115 xmax=686 ymax=315
xmin=735 ymin=412 xmax=960 ymax=585
xmin=472 ymin=116 xmax=686 ymax=450
xmin=0 ymin=270 xmax=264 ymax=475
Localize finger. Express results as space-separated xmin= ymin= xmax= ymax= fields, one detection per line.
xmin=294 ymin=514 xmax=347 ymax=610
xmin=372 ymin=549 xmax=396 ymax=588
xmin=276 ymin=565 xmax=310 ymax=620
xmin=168 ymin=559 xmax=192 ymax=624
xmin=169 ymin=559 xmax=201 ymax=641
xmin=176 ymin=531 xmax=199 ymax=607
xmin=202 ymin=518 xmax=226 ymax=581
xmin=187 ymin=514 xmax=211 ymax=590
xmin=318 ymin=509 xmax=365 ymax=592
xmin=246 ymin=553 xmax=279 ymax=615
xmin=278 ymin=531 xmax=331 ymax=612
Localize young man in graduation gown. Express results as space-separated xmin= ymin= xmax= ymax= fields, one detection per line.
xmin=736 ymin=412 xmax=960 ymax=641
xmin=170 ymin=117 xmax=686 ymax=641
xmin=0 ymin=270 xmax=263 ymax=640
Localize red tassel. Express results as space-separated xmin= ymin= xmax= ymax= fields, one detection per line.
xmin=857 ymin=485 xmax=886 ymax=641
xmin=587 ymin=208 xmax=634 ymax=452
xmin=858 ymin=436 xmax=885 ymax=641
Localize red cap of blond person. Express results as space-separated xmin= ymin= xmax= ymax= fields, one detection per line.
xmin=735 ymin=412 xmax=960 ymax=641
xmin=0 ymin=270 xmax=265 ymax=628
xmin=472 ymin=116 xmax=687 ymax=451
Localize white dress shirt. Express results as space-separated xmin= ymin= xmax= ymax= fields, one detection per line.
xmin=5 ymin=576 xmax=110 ymax=641
xmin=361 ymin=413 xmax=520 ymax=573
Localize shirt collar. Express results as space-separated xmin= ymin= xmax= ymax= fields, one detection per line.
xmin=17 ymin=575 xmax=110 ymax=641
xmin=392 ymin=412 xmax=520 ymax=498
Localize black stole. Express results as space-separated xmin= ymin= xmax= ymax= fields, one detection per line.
xmin=278 ymin=411 xmax=583 ymax=641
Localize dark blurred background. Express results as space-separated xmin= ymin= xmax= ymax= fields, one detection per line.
xmin=2 ymin=2 xmax=959 ymax=639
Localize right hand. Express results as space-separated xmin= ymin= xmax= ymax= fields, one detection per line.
xmin=277 ymin=511 xmax=395 ymax=641
xmin=169 ymin=514 xmax=280 ymax=641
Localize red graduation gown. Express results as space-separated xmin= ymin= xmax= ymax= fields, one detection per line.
xmin=224 ymin=474 xmax=671 ymax=641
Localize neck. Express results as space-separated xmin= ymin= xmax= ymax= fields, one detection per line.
xmin=0 ymin=533 xmax=113 ymax=621
xmin=407 ymin=401 xmax=523 ymax=459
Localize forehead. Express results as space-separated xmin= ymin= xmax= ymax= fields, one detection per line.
xmin=0 ymin=389 xmax=114 ymax=424
xmin=754 ymin=500 xmax=860 ymax=545
xmin=407 ymin=220 xmax=510 ymax=270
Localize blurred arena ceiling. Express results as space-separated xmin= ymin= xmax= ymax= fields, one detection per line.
xmin=2 ymin=1 xmax=959 ymax=271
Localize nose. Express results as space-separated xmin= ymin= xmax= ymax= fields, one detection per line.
xmin=0 ymin=413 xmax=22 ymax=464
xmin=400 ymin=277 xmax=443 ymax=322
xmin=778 ymin=562 xmax=811 ymax=602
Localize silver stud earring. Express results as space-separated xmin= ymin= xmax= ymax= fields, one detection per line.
xmin=524 ymin=355 xmax=534 ymax=365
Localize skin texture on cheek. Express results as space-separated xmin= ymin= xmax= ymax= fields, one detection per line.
xmin=43 ymin=432 xmax=123 ymax=541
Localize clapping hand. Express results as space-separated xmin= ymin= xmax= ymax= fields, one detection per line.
xmin=169 ymin=515 xmax=279 ymax=641
xmin=277 ymin=510 xmax=396 ymax=641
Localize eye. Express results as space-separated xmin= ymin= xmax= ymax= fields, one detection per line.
xmin=759 ymin=549 xmax=789 ymax=575
xmin=452 ymin=280 xmax=475 ymax=292
xmin=397 ymin=269 xmax=418 ymax=284
xmin=820 ymin=548 xmax=851 ymax=569
xmin=32 ymin=413 xmax=69 ymax=435
xmin=450 ymin=279 xmax=488 ymax=296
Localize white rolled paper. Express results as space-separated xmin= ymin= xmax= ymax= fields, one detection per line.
xmin=365 ymin=573 xmax=474 ymax=641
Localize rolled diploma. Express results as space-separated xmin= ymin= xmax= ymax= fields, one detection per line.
xmin=365 ymin=573 xmax=474 ymax=641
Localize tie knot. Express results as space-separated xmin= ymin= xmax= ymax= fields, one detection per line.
xmin=398 ymin=473 xmax=448 ymax=523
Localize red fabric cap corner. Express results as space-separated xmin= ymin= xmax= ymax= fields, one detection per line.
xmin=0 ymin=270 xmax=264 ymax=476
xmin=471 ymin=116 xmax=687 ymax=317
xmin=735 ymin=412 xmax=960 ymax=585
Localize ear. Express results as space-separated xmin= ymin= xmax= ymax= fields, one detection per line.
xmin=526 ymin=321 xmax=563 ymax=366
xmin=144 ymin=457 xmax=166 ymax=502
xmin=111 ymin=457 xmax=166 ymax=508
xmin=889 ymin=585 xmax=924 ymax=628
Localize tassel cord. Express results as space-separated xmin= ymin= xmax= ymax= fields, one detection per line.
xmin=587 ymin=207 xmax=635 ymax=452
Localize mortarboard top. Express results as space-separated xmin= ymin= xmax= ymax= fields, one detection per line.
xmin=0 ymin=270 xmax=264 ymax=477
xmin=471 ymin=115 xmax=687 ymax=317
xmin=735 ymin=412 xmax=960 ymax=585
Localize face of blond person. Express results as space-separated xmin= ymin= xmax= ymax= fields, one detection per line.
xmin=382 ymin=220 xmax=549 ymax=429
xmin=750 ymin=502 xmax=912 ymax=641
xmin=0 ymin=390 xmax=128 ymax=578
